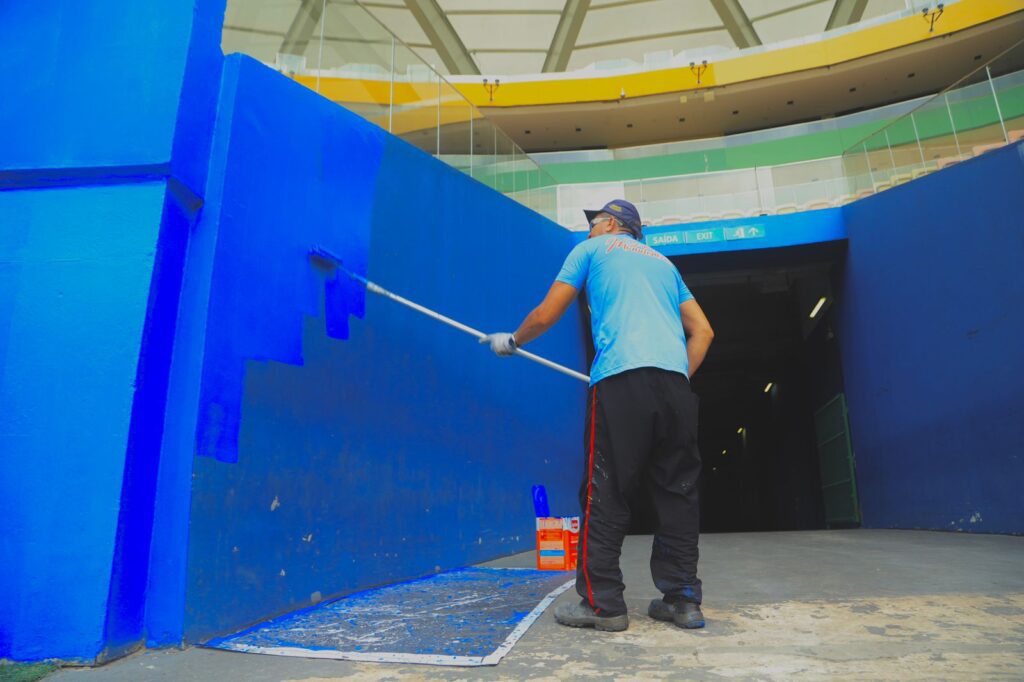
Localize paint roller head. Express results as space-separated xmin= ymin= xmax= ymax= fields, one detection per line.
xmin=309 ymin=245 xmax=343 ymax=273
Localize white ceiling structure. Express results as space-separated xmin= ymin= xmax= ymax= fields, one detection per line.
xmin=358 ymin=0 xmax=916 ymax=75
xmin=222 ymin=0 xmax=931 ymax=78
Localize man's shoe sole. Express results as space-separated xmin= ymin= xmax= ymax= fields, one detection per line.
xmin=554 ymin=611 xmax=629 ymax=632
xmin=648 ymin=599 xmax=705 ymax=629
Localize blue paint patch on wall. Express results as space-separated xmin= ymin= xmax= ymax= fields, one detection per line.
xmin=193 ymin=55 xmax=384 ymax=464
xmin=182 ymin=58 xmax=586 ymax=642
xmin=0 ymin=182 xmax=167 ymax=661
xmin=644 ymin=209 xmax=846 ymax=256
xmin=836 ymin=143 xmax=1024 ymax=534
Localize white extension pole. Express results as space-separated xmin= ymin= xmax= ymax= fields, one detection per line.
xmin=319 ymin=255 xmax=590 ymax=384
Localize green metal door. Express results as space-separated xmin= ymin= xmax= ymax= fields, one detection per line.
xmin=814 ymin=393 xmax=861 ymax=527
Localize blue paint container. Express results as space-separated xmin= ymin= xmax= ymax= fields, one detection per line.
xmin=532 ymin=485 xmax=550 ymax=517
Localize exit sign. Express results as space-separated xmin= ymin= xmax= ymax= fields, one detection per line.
xmin=645 ymin=225 xmax=767 ymax=249
xmin=724 ymin=225 xmax=766 ymax=240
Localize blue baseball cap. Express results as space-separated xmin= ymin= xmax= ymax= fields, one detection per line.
xmin=584 ymin=199 xmax=643 ymax=238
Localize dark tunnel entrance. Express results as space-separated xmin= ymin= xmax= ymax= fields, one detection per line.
xmin=627 ymin=241 xmax=854 ymax=534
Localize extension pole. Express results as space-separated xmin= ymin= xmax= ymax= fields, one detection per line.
xmin=312 ymin=249 xmax=590 ymax=383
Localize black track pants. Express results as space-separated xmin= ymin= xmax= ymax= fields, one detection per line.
xmin=576 ymin=367 xmax=702 ymax=616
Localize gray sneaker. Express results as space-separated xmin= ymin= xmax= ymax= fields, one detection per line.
xmin=554 ymin=601 xmax=629 ymax=632
xmin=648 ymin=598 xmax=705 ymax=629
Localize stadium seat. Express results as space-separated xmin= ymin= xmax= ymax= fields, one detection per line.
xmin=936 ymin=155 xmax=968 ymax=169
xmin=719 ymin=210 xmax=749 ymax=220
xmin=972 ymin=142 xmax=1004 ymax=156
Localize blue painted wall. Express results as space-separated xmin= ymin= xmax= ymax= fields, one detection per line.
xmin=181 ymin=56 xmax=587 ymax=642
xmin=837 ymin=143 xmax=1024 ymax=534
xmin=0 ymin=183 xmax=167 ymax=660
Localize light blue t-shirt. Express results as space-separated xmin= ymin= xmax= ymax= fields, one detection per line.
xmin=556 ymin=234 xmax=693 ymax=385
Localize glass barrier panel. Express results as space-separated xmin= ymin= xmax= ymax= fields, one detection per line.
xmin=222 ymin=0 xmax=299 ymax=68
xmin=840 ymin=142 xmax=867 ymax=198
xmin=642 ymin=175 xmax=700 ymax=202
xmin=316 ymin=0 xmax=392 ymax=129
xmin=471 ymin=117 xmax=500 ymax=191
xmin=391 ymin=43 xmax=440 ymax=155
xmin=990 ymin=69 xmax=1024 ymax=141
xmin=641 ymin=197 xmax=704 ymax=226
xmin=912 ymin=93 xmax=960 ymax=173
xmin=437 ymin=79 xmax=473 ymax=174
xmin=623 ymin=180 xmax=644 ymax=204
xmin=945 ymin=69 xmax=1003 ymax=159
xmin=770 ymin=158 xmax=843 ymax=208
xmin=494 ymin=130 xmax=518 ymax=195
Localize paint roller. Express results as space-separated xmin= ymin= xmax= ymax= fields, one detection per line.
xmin=309 ymin=246 xmax=590 ymax=383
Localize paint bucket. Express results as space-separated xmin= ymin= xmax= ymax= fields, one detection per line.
xmin=535 ymin=516 xmax=579 ymax=571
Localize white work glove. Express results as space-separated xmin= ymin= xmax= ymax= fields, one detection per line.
xmin=480 ymin=332 xmax=517 ymax=357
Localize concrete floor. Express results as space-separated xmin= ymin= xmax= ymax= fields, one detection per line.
xmin=51 ymin=529 xmax=1024 ymax=680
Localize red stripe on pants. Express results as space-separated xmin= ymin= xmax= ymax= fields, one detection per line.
xmin=582 ymin=386 xmax=598 ymax=612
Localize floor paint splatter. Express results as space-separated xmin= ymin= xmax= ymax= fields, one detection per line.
xmin=204 ymin=567 xmax=574 ymax=666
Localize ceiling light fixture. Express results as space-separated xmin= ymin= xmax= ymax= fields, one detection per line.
xmin=922 ymin=3 xmax=944 ymax=33
xmin=482 ymin=78 xmax=500 ymax=102
xmin=809 ymin=296 xmax=827 ymax=319
xmin=689 ymin=59 xmax=708 ymax=85
xmin=764 ymin=382 xmax=774 ymax=394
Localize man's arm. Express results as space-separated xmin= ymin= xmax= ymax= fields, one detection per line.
xmin=513 ymin=281 xmax=579 ymax=346
xmin=480 ymin=281 xmax=579 ymax=356
xmin=680 ymin=299 xmax=714 ymax=376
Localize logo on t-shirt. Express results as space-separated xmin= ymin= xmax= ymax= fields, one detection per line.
xmin=604 ymin=236 xmax=671 ymax=264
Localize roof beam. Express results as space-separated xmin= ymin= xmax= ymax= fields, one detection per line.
xmin=710 ymin=0 xmax=762 ymax=49
xmin=280 ymin=0 xmax=325 ymax=56
xmin=543 ymin=0 xmax=591 ymax=73
xmin=825 ymin=0 xmax=869 ymax=30
xmin=403 ymin=0 xmax=480 ymax=75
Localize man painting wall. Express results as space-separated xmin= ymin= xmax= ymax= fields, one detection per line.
xmin=482 ymin=199 xmax=714 ymax=632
